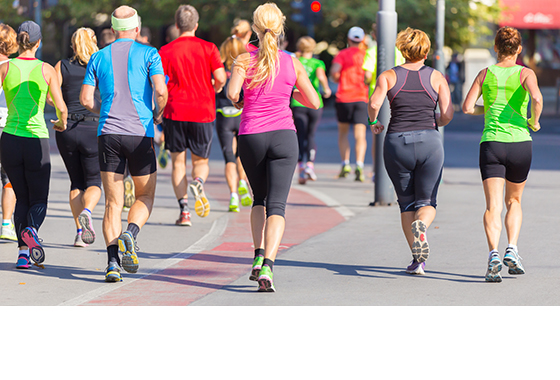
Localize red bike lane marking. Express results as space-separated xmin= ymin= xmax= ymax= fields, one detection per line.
xmin=84 ymin=186 xmax=346 ymax=306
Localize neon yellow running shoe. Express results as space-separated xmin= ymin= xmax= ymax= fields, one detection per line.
xmin=238 ymin=180 xmax=252 ymax=207
xmin=118 ymin=231 xmax=139 ymax=273
xmin=189 ymin=179 xmax=210 ymax=217
xmin=338 ymin=164 xmax=351 ymax=178
xmin=257 ymin=265 xmax=275 ymax=292
xmin=249 ymin=255 xmax=264 ymax=281
xmin=229 ymin=194 xmax=240 ymax=212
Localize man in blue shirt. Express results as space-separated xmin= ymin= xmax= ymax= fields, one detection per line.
xmin=80 ymin=5 xmax=168 ymax=282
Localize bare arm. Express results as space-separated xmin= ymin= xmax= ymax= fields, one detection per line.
xmin=462 ymin=69 xmax=486 ymax=116
xmin=432 ymin=70 xmax=454 ymax=126
xmin=150 ymin=73 xmax=168 ymax=125
xmin=316 ymin=67 xmax=331 ymax=98
xmin=330 ymin=62 xmax=341 ymax=83
xmin=292 ymin=57 xmax=320 ymax=109
xmin=47 ymin=61 xmax=63 ymax=107
xmin=522 ymin=68 xmax=542 ymax=132
xmin=227 ymin=53 xmax=249 ymax=108
xmin=44 ymin=64 xmax=67 ymax=132
xmin=213 ymin=67 xmax=227 ymax=93
xmin=80 ymin=84 xmax=100 ymax=115
xmin=367 ymin=70 xmax=392 ymax=134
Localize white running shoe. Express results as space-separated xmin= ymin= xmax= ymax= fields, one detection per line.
xmin=0 ymin=222 xmax=17 ymax=241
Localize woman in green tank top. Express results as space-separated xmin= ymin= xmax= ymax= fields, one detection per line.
xmin=463 ymin=26 xmax=542 ymax=283
xmin=0 ymin=21 xmax=67 ymax=269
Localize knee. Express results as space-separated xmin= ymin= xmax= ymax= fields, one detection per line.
xmin=505 ymin=196 xmax=522 ymax=210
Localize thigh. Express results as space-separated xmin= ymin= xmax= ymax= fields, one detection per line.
xmin=78 ymin=124 xmax=102 ymax=188
xmin=292 ymin=107 xmax=309 ymax=133
xmin=350 ymin=101 xmax=368 ymax=126
xmin=23 ymin=138 xmax=51 ymax=204
xmin=98 ymin=134 xmax=127 ymax=175
xmin=124 ymin=136 xmax=157 ymax=177
xmin=163 ymin=118 xmax=188 ymax=153
xmin=266 ymin=130 xmax=298 ymax=216
xmin=1 ymin=133 xmax=27 ymax=200
xmin=505 ymin=141 xmax=532 ymax=183
xmin=479 ymin=141 xmax=506 ymax=181
xmin=56 ymin=125 xmax=85 ymax=190
xmin=216 ymin=114 xmax=237 ymax=163
xmin=413 ymin=131 xmax=444 ymax=207
xmin=306 ymin=108 xmax=323 ymax=136
xmin=335 ymin=102 xmax=352 ymax=124
xmin=186 ymin=122 xmax=214 ymax=159
xmin=383 ymin=133 xmax=417 ymax=212
xmin=238 ymin=134 xmax=268 ymax=202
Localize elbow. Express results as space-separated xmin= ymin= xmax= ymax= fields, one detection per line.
xmin=532 ymin=95 xmax=543 ymax=108
xmin=227 ymin=89 xmax=239 ymax=103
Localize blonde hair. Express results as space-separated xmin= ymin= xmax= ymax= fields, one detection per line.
xmin=246 ymin=3 xmax=285 ymax=90
xmin=0 ymin=24 xmax=17 ymax=57
xmin=71 ymin=28 xmax=98 ymax=65
xmin=231 ymin=19 xmax=251 ymax=39
xmin=296 ymin=36 xmax=316 ymax=54
xmin=220 ymin=36 xmax=247 ymax=71
xmin=396 ymin=27 xmax=431 ymax=62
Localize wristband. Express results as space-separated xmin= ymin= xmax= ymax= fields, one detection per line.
xmin=368 ymin=117 xmax=378 ymax=126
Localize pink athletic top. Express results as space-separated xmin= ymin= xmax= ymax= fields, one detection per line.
xmin=239 ymin=50 xmax=297 ymax=135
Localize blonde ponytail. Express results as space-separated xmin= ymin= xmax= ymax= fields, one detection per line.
xmin=246 ymin=3 xmax=285 ymax=90
xmin=71 ymin=27 xmax=98 ymax=65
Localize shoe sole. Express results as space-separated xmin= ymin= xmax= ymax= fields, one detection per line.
xmin=176 ymin=219 xmax=192 ymax=226
xmin=503 ymin=255 xmax=525 ymax=275
xmin=411 ymin=220 xmax=429 ymax=263
xmin=78 ymin=212 xmax=96 ymax=245
xmin=16 ymin=258 xmax=29 ymax=269
xmin=21 ymin=228 xmax=45 ymax=264
xmin=406 ymin=266 xmax=425 ymax=275
xmin=239 ymin=191 xmax=252 ymax=207
xmin=189 ymin=182 xmax=210 ymax=217
xmin=485 ymin=259 xmax=503 ymax=282
xmin=0 ymin=235 xmax=18 ymax=241
xmin=123 ymin=178 xmax=135 ymax=209
xmin=118 ymin=233 xmax=139 ymax=273
xmin=257 ymin=275 xmax=276 ymax=292
xmin=249 ymin=265 xmax=261 ymax=281
xmin=105 ymin=271 xmax=122 ymax=282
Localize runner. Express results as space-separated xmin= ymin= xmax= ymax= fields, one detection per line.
xmin=159 ymin=4 xmax=226 ymax=226
xmin=228 ymin=3 xmax=320 ymax=292
xmin=462 ymin=26 xmax=542 ymax=282
xmin=367 ymin=27 xmax=453 ymax=275
xmin=330 ymin=27 xmax=369 ymax=182
xmin=231 ymin=19 xmax=253 ymax=47
xmin=291 ymin=36 xmax=331 ymax=184
xmin=51 ymin=27 xmax=101 ymax=247
xmin=81 ymin=5 xmax=168 ymax=282
xmin=0 ymin=23 xmax=18 ymax=242
xmin=216 ymin=36 xmax=251 ymax=212
xmin=0 ymin=21 xmax=68 ymax=269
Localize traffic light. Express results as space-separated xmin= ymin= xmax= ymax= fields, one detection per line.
xmin=310 ymin=1 xmax=321 ymax=13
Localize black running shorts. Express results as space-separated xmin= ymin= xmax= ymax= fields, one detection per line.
xmin=335 ymin=101 xmax=368 ymax=125
xmin=162 ymin=118 xmax=213 ymax=158
xmin=479 ymin=141 xmax=532 ymax=183
xmin=98 ymin=134 xmax=156 ymax=176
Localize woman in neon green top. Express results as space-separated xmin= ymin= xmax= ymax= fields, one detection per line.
xmin=0 ymin=21 xmax=67 ymax=269
xmin=290 ymin=36 xmax=331 ymax=184
xmin=463 ymin=26 xmax=542 ymax=283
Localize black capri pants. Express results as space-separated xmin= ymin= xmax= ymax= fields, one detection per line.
xmin=384 ymin=129 xmax=444 ymax=213
xmin=55 ymin=120 xmax=101 ymax=191
xmin=292 ymin=106 xmax=323 ymax=163
xmin=479 ymin=141 xmax=532 ymax=183
xmin=0 ymin=133 xmax=50 ymax=247
xmin=216 ymin=113 xmax=241 ymax=164
xmin=238 ymin=129 xmax=298 ymax=218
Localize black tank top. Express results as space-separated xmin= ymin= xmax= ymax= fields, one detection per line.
xmin=387 ymin=65 xmax=438 ymax=133
xmin=60 ymin=58 xmax=99 ymax=117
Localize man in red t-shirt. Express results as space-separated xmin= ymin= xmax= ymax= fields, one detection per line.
xmin=330 ymin=26 xmax=369 ymax=182
xmin=159 ymin=5 xmax=226 ymax=226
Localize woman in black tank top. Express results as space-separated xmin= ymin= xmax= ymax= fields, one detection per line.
xmin=367 ymin=28 xmax=454 ymax=276
xmin=51 ymin=28 xmax=102 ymax=248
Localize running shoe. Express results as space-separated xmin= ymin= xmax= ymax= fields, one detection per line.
xmin=485 ymin=252 xmax=503 ymax=283
xmin=16 ymin=254 xmax=30 ymax=269
xmin=78 ymin=210 xmax=95 ymax=244
xmin=74 ymin=232 xmax=88 ymax=248
xmin=105 ymin=263 xmax=123 ymax=282
xmin=21 ymin=227 xmax=44 ymax=264
xmin=338 ymin=164 xmax=351 ymax=178
xmin=298 ymin=165 xmax=307 ymax=185
xmin=503 ymin=247 xmax=525 ymax=275
xmin=0 ymin=222 xmax=17 ymax=241
xmin=305 ymin=164 xmax=317 ymax=181
xmin=189 ymin=179 xmax=210 ymax=217
xmin=158 ymin=142 xmax=169 ymax=169
xmin=118 ymin=231 xmax=139 ymax=273
xmin=123 ymin=176 xmax=135 ymax=209
xmin=257 ymin=265 xmax=275 ymax=292
xmin=229 ymin=194 xmax=240 ymax=213
xmin=176 ymin=211 xmax=192 ymax=226
xmin=238 ymin=180 xmax=252 ymax=207
xmin=355 ymin=166 xmax=365 ymax=182
xmin=405 ymin=259 xmax=426 ymax=275
xmin=250 ymin=255 xmax=264 ymax=281
xmin=411 ymin=220 xmax=429 ymax=263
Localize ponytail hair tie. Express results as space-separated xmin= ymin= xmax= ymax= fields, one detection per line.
xmin=264 ymin=28 xmax=271 ymax=34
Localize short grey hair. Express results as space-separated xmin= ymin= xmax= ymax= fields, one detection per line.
xmin=175 ymin=5 xmax=199 ymax=33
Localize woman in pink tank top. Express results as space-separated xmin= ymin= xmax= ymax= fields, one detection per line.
xmin=228 ymin=3 xmax=319 ymax=292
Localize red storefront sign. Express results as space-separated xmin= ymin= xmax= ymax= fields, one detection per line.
xmin=500 ymin=0 xmax=560 ymax=29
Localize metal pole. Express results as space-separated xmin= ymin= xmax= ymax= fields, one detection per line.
xmin=34 ymin=0 xmax=42 ymax=59
xmin=373 ymin=0 xmax=397 ymax=206
xmin=434 ymin=0 xmax=445 ymax=161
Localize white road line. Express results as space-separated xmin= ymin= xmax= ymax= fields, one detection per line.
xmin=58 ymin=215 xmax=229 ymax=306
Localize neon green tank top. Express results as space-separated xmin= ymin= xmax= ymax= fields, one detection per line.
xmin=481 ymin=65 xmax=531 ymax=143
xmin=3 ymin=58 xmax=49 ymax=138
xmin=291 ymin=57 xmax=325 ymax=108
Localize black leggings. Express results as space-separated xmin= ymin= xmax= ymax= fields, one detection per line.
xmin=0 ymin=133 xmax=50 ymax=247
xmin=292 ymin=106 xmax=322 ymax=163
xmin=55 ymin=120 xmax=101 ymax=191
xmin=238 ymin=129 xmax=298 ymax=218
xmin=216 ymin=113 xmax=240 ymax=164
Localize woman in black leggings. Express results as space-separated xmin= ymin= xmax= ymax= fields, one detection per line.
xmin=367 ymin=28 xmax=453 ymax=275
xmin=51 ymin=27 xmax=101 ymax=247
